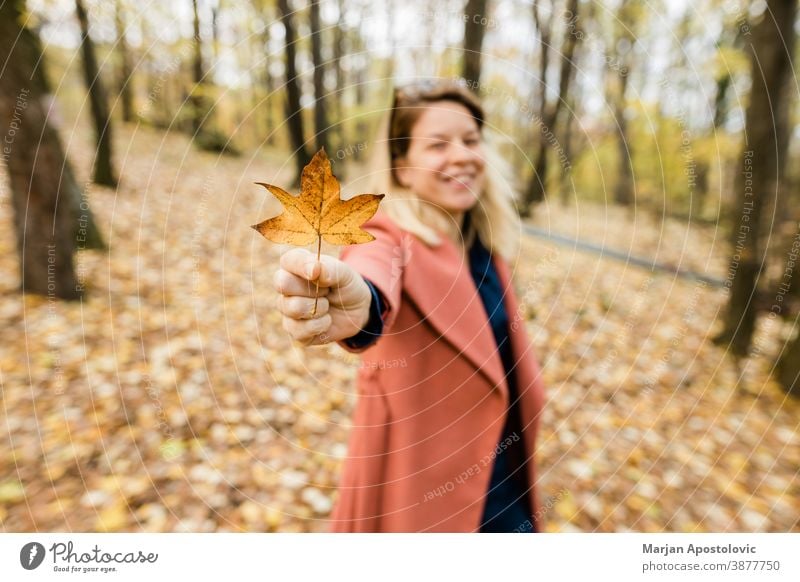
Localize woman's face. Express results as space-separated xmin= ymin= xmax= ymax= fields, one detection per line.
xmin=394 ymin=101 xmax=486 ymax=220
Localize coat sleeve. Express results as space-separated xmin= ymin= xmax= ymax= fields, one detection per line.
xmin=335 ymin=213 xmax=407 ymax=352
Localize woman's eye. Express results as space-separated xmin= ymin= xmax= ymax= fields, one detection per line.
xmin=464 ymin=137 xmax=480 ymax=146
xmin=429 ymin=142 xmax=447 ymax=150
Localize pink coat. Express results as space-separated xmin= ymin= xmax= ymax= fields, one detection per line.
xmin=328 ymin=212 xmax=546 ymax=532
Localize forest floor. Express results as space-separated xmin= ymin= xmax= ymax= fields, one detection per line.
xmin=1 ymin=120 xmax=798 ymax=533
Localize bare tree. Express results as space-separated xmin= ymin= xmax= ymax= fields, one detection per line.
xmin=521 ymin=0 xmax=580 ymax=214
xmin=332 ymin=0 xmax=346 ymax=153
xmin=114 ymin=0 xmax=135 ymax=123
xmin=462 ymin=0 xmax=489 ymax=87
xmin=690 ymin=18 xmax=748 ymax=221
xmin=191 ymin=0 xmax=207 ymax=134
xmin=558 ymin=52 xmax=583 ymax=207
xmin=211 ymin=0 xmax=221 ymax=63
xmin=715 ymin=0 xmax=797 ymax=361
xmin=309 ymin=0 xmax=331 ymax=153
xmin=778 ymin=318 xmax=800 ymax=397
xmin=249 ymin=0 xmax=276 ymax=146
xmin=1 ymin=0 xmax=82 ymax=298
xmin=277 ymin=0 xmax=312 ymax=181
xmin=189 ymin=0 xmax=235 ymax=153
xmin=350 ymin=1 xmax=369 ymax=162
xmin=609 ymin=0 xmax=638 ymax=208
xmin=75 ymin=0 xmax=118 ymax=187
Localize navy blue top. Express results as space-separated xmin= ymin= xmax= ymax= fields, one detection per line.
xmin=343 ymin=215 xmax=534 ymax=533
xmin=465 ymin=218 xmax=534 ymax=533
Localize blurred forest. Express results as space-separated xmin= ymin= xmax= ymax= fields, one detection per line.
xmin=0 ymin=0 xmax=798 ymax=532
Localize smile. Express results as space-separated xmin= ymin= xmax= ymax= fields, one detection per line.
xmin=441 ymin=173 xmax=477 ymax=187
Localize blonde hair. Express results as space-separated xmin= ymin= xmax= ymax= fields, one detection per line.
xmin=365 ymin=81 xmax=521 ymax=261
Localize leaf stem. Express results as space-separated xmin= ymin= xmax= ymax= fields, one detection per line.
xmin=311 ymin=235 xmax=321 ymax=316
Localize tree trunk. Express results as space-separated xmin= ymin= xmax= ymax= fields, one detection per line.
xmin=692 ymin=25 xmax=743 ymax=221
xmin=713 ymin=73 xmax=732 ymax=129
xmin=263 ymin=46 xmax=275 ymax=146
xmin=385 ymin=0 xmax=397 ymax=80
xmin=462 ymin=0 xmax=488 ymax=87
xmin=189 ymin=0 xmax=234 ymax=153
xmin=24 ymin=0 xmax=105 ymax=250
xmin=775 ymin=218 xmax=800 ymax=398
xmin=75 ymin=0 xmax=117 ymax=187
xmin=715 ymin=0 xmax=797 ymax=357
xmin=309 ymin=0 xmax=331 ymax=154
xmin=277 ymin=0 xmax=312 ymax=182
xmin=264 ymin=46 xmax=275 ymax=145
xmin=613 ymin=68 xmax=634 ymax=206
xmin=518 ymin=1 xmax=551 ymax=214
xmin=44 ymin=9 xmax=106 ymax=249
xmin=114 ymin=0 xmax=134 ymax=123
xmin=251 ymin=0 xmax=276 ymax=147
xmin=611 ymin=0 xmax=635 ymax=207
xmin=191 ymin=0 xmax=206 ymax=134
xmin=211 ymin=2 xmax=221 ymax=64
xmin=691 ymin=161 xmax=710 ymax=221
xmin=777 ymin=329 xmax=800 ymax=397
xmin=0 ymin=0 xmax=82 ymax=299
xmin=559 ymin=93 xmax=578 ymax=207
xmin=333 ymin=0 xmax=346 ymax=155
xmin=352 ymin=6 xmax=368 ymax=162
xmin=522 ymin=0 xmax=578 ymax=215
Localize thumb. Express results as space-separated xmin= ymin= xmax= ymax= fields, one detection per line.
xmin=279 ymin=247 xmax=321 ymax=281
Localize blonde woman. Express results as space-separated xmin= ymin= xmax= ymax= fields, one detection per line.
xmin=274 ymin=81 xmax=546 ymax=532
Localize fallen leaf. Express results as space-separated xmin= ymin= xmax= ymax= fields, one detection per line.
xmin=0 ymin=480 xmax=25 ymax=503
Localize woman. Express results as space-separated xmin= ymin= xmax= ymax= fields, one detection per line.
xmin=273 ymin=80 xmax=546 ymax=532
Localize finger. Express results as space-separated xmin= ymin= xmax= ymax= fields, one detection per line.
xmin=280 ymin=248 xmax=358 ymax=289
xmin=282 ymin=313 xmax=332 ymax=342
xmin=273 ymin=269 xmax=330 ymax=298
xmin=280 ymin=248 xmax=321 ymax=281
xmin=278 ymin=295 xmax=330 ymax=320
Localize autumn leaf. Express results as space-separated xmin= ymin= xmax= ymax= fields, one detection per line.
xmin=251 ymin=148 xmax=384 ymax=314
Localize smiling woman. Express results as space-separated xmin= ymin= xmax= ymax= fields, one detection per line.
xmin=273 ymin=80 xmax=546 ymax=533
xmin=371 ymin=81 xmax=522 ymax=261
xmin=394 ymin=100 xmax=485 ymax=221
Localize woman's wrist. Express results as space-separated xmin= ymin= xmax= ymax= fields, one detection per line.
xmin=342 ymin=278 xmax=385 ymax=348
xmin=356 ymin=281 xmax=373 ymax=331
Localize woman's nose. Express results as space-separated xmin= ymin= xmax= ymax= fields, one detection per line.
xmin=448 ymin=141 xmax=480 ymax=164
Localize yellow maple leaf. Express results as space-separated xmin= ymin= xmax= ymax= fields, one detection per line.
xmin=251 ymin=148 xmax=384 ymax=314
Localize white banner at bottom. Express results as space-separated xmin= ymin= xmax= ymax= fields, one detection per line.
xmin=1 ymin=533 xmax=797 ymax=581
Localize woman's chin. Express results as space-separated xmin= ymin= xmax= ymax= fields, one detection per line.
xmin=445 ymin=192 xmax=480 ymax=213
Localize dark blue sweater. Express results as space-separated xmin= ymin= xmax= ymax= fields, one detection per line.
xmin=343 ymin=219 xmax=534 ymax=533
xmin=466 ymin=224 xmax=535 ymax=533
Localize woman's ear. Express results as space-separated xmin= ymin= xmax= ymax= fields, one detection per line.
xmin=394 ymin=157 xmax=409 ymax=188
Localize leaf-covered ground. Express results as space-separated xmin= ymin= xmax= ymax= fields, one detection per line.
xmin=0 ymin=121 xmax=797 ymax=532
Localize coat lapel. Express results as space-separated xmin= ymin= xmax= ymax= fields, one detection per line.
xmin=402 ymin=234 xmax=507 ymax=395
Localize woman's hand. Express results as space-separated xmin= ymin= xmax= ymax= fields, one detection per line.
xmin=274 ymin=248 xmax=372 ymax=346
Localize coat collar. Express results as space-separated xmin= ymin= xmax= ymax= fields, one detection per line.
xmin=402 ymin=230 xmax=508 ymax=395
